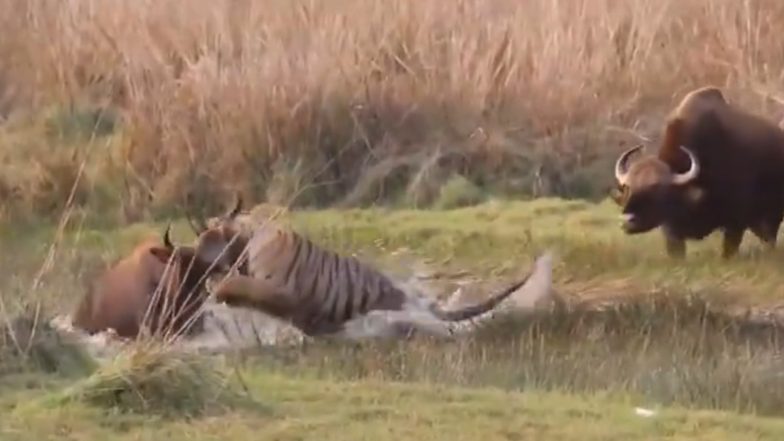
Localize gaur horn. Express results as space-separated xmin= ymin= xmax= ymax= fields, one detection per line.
xmin=185 ymin=210 xmax=208 ymax=235
xmin=163 ymin=223 xmax=174 ymax=248
xmin=183 ymin=193 xmax=208 ymax=235
xmin=225 ymin=191 xmax=243 ymax=219
xmin=671 ymin=146 xmax=700 ymax=185
xmin=614 ymin=144 xmax=644 ymax=186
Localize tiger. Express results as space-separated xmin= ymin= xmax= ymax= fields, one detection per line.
xmin=186 ymin=196 xmax=552 ymax=339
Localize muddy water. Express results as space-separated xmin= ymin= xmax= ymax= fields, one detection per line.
xmin=48 ymin=301 xmax=305 ymax=361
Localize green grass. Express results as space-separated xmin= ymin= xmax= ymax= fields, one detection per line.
xmin=8 ymin=197 xmax=784 ymax=312
xmin=5 ymin=198 xmax=784 ymax=440
xmin=4 ymin=370 xmax=784 ymax=441
xmin=298 ymin=198 xmax=784 ymax=308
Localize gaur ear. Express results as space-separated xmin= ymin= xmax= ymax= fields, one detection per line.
xmin=149 ymin=246 xmax=174 ymax=263
xmin=684 ymin=186 xmax=705 ymax=204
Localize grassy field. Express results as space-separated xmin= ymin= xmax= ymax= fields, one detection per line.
xmin=4 ymin=200 xmax=784 ymax=439
xmin=5 ymin=0 xmax=784 ymax=438
xmin=7 ymin=198 xmax=784 ymax=313
xmin=5 ymin=370 xmax=784 ymax=441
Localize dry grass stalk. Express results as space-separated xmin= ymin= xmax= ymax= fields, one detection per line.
xmin=3 ymin=0 xmax=784 ymax=212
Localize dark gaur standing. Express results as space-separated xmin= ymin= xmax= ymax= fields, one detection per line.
xmin=611 ymin=86 xmax=784 ymax=259
xmin=613 ymin=144 xmax=701 ymax=235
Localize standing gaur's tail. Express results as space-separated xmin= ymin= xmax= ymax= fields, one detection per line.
xmin=428 ymin=252 xmax=553 ymax=321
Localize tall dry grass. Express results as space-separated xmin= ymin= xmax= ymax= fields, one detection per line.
xmin=3 ymin=0 xmax=784 ymax=219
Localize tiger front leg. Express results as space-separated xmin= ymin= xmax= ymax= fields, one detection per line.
xmin=212 ymin=274 xmax=296 ymax=320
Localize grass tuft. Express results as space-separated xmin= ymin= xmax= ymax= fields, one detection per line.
xmin=46 ymin=341 xmax=257 ymax=418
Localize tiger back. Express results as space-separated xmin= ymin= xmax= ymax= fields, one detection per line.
xmin=244 ymin=223 xmax=408 ymax=334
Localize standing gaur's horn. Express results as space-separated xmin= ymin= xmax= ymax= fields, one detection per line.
xmin=614 ymin=144 xmax=644 ymax=186
xmin=671 ymin=146 xmax=700 ymax=185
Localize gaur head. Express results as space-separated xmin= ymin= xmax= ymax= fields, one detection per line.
xmin=611 ymin=144 xmax=701 ymax=234
xmin=76 ymin=224 xmax=219 ymax=339
xmin=143 ymin=224 xmax=225 ymax=335
xmin=147 ymin=223 xmax=223 ymax=291
xmin=184 ymin=193 xmax=249 ymax=276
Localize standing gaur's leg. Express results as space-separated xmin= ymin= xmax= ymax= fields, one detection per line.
xmin=747 ymin=182 xmax=783 ymax=250
xmin=771 ymin=213 xmax=783 ymax=247
xmin=750 ymin=211 xmax=783 ymax=250
xmin=750 ymin=221 xmax=777 ymax=249
xmin=721 ymin=227 xmax=745 ymax=259
xmin=662 ymin=227 xmax=686 ymax=259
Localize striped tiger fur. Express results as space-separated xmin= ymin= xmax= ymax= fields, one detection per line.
xmin=187 ymin=196 xmax=550 ymax=339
